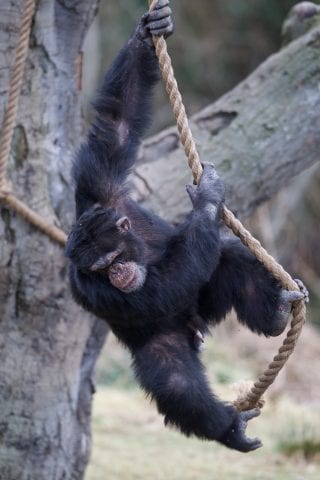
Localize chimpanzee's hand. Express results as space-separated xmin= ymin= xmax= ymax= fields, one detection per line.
xmin=220 ymin=409 xmax=262 ymax=452
xmin=136 ymin=0 xmax=174 ymax=45
xmin=186 ymin=162 xmax=225 ymax=212
xmin=270 ymin=279 xmax=309 ymax=336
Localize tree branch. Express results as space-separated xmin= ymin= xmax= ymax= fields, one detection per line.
xmin=133 ymin=25 xmax=320 ymax=222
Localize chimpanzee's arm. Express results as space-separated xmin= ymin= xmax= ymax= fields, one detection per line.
xmin=134 ymin=164 xmax=225 ymax=317
xmin=70 ymin=163 xmax=225 ymax=321
xmin=73 ymin=3 xmax=173 ymax=217
xmin=125 ymin=163 xmax=225 ymax=319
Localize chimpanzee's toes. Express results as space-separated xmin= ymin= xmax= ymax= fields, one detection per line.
xmin=294 ymin=278 xmax=309 ymax=303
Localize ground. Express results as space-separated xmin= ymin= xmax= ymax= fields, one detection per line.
xmin=86 ymin=319 xmax=320 ymax=480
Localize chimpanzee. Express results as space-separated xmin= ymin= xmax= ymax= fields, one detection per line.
xmin=66 ymin=0 xmax=306 ymax=452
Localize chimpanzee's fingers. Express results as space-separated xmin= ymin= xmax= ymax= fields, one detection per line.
xmin=201 ymin=161 xmax=216 ymax=171
xmin=201 ymin=161 xmax=215 ymax=169
xmin=148 ymin=6 xmax=172 ymax=22
xmin=147 ymin=0 xmax=173 ymax=39
xmin=152 ymin=0 xmax=170 ymax=10
xmin=149 ymin=23 xmax=174 ymax=38
xmin=200 ymin=162 xmax=219 ymax=182
xmin=199 ymin=163 xmax=225 ymax=198
xmin=148 ymin=17 xmax=172 ymax=33
xmin=241 ymin=408 xmax=261 ymax=422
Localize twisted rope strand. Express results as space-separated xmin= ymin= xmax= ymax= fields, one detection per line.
xmin=148 ymin=0 xmax=306 ymax=411
xmin=0 ymin=0 xmax=36 ymax=186
xmin=4 ymin=193 xmax=67 ymax=246
xmin=0 ymin=0 xmax=67 ymax=246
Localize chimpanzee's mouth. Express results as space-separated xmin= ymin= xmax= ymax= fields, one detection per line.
xmin=120 ymin=271 xmax=138 ymax=292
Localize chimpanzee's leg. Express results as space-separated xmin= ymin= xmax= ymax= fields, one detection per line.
xmin=132 ymin=330 xmax=261 ymax=451
xmin=199 ymin=236 xmax=303 ymax=337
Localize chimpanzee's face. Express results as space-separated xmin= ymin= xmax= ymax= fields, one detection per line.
xmin=66 ymin=206 xmax=147 ymax=293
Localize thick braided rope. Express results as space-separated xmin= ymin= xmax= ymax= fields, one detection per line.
xmin=2 ymin=193 xmax=67 ymax=246
xmin=148 ymin=0 xmax=306 ymax=411
xmin=0 ymin=0 xmax=67 ymax=246
xmin=222 ymin=209 xmax=306 ymax=410
xmin=0 ymin=0 xmax=36 ymax=186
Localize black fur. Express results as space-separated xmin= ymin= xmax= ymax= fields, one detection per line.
xmin=66 ymin=11 xmax=283 ymax=452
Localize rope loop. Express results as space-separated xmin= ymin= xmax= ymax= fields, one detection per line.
xmin=0 ymin=0 xmax=36 ymax=184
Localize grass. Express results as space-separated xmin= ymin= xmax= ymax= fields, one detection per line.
xmin=276 ymin=403 xmax=320 ymax=461
xmin=85 ymin=331 xmax=320 ymax=480
xmin=85 ymin=387 xmax=320 ymax=480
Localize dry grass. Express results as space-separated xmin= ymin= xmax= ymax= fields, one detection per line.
xmin=86 ymin=387 xmax=320 ymax=480
xmin=86 ymin=323 xmax=320 ymax=480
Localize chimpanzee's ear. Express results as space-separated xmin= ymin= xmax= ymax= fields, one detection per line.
xmin=116 ymin=216 xmax=131 ymax=233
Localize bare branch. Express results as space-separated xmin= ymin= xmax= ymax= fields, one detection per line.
xmin=133 ymin=26 xmax=320 ymax=222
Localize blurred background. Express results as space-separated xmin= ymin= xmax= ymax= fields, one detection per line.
xmin=83 ymin=1 xmax=320 ymax=479
xmin=83 ymin=0 xmax=302 ymax=131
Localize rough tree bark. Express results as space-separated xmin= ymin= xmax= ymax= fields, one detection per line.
xmin=0 ymin=1 xmax=108 ymax=479
xmin=0 ymin=2 xmax=320 ymax=480
xmin=132 ymin=22 xmax=320 ymax=222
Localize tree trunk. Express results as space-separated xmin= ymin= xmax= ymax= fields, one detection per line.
xmin=1 ymin=2 xmax=320 ymax=479
xmin=133 ymin=24 xmax=320 ymax=222
xmin=0 ymin=2 xmax=108 ymax=479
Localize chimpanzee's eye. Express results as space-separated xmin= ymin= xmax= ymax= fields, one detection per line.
xmin=105 ymin=250 xmax=120 ymax=266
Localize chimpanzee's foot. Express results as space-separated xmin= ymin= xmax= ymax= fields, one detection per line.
xmin=269 ymin=279 xmax=308 ymax=336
